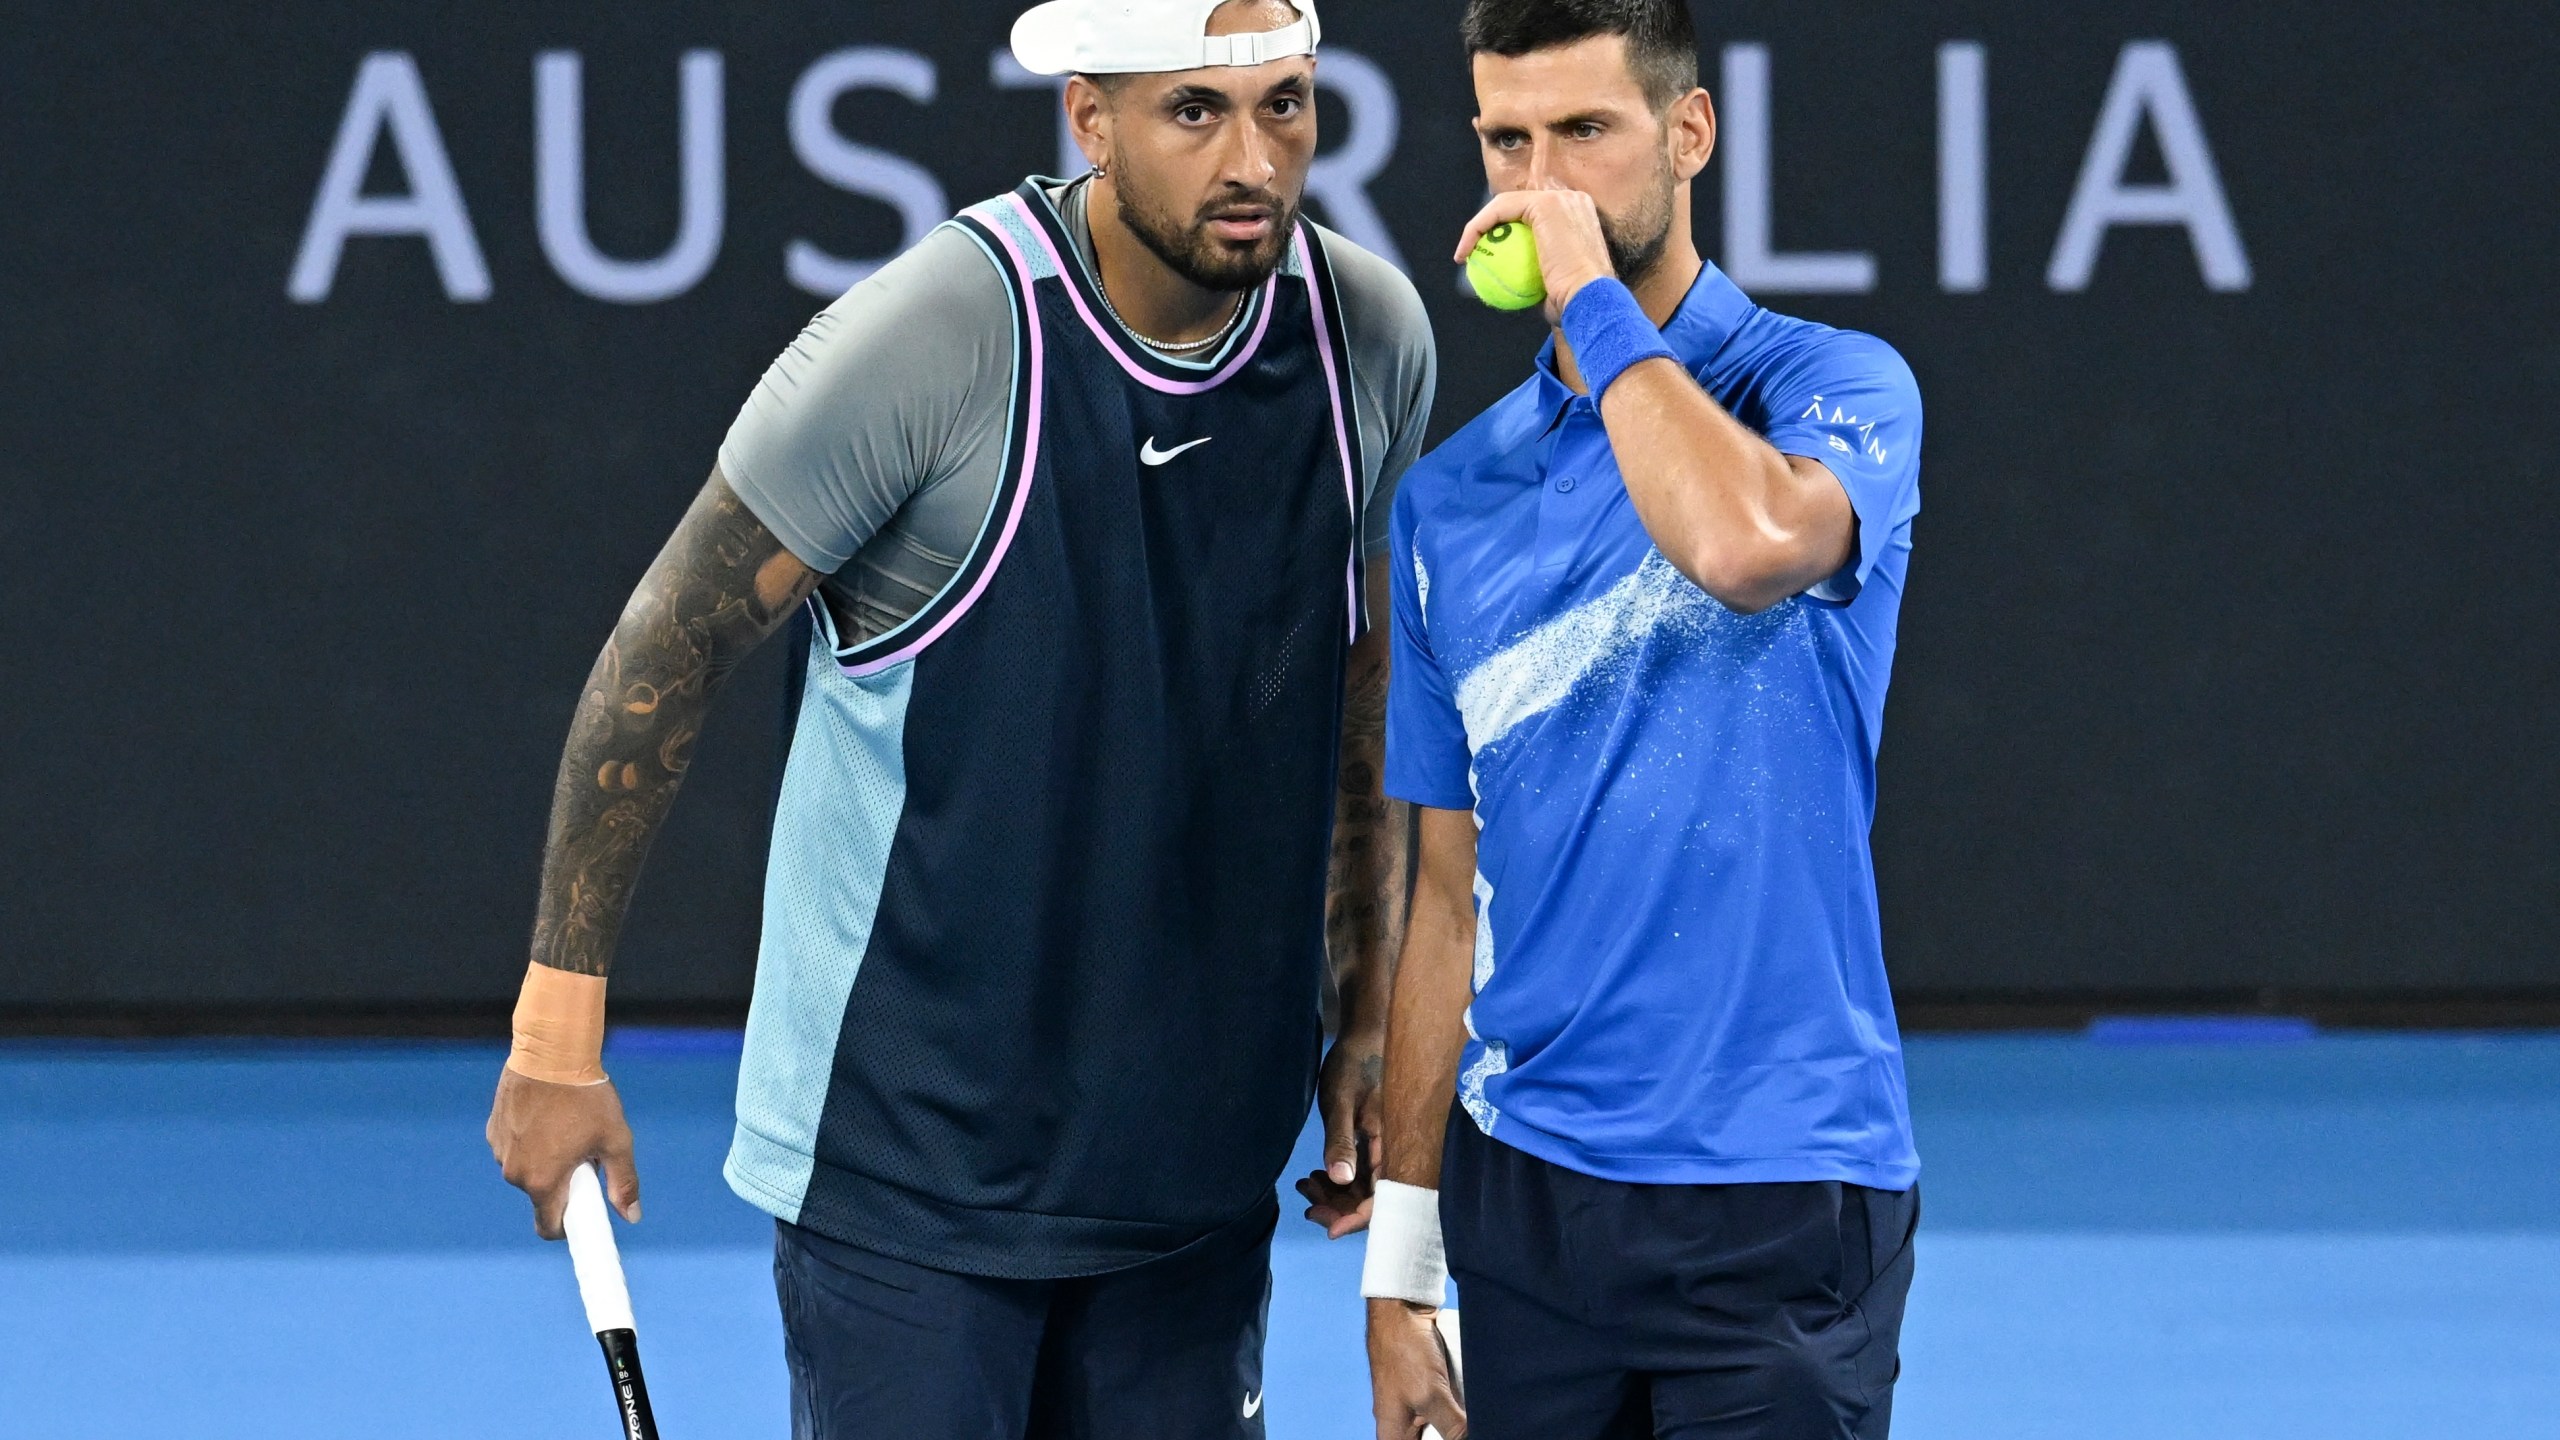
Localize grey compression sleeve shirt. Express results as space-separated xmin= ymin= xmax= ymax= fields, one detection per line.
xmin=719 ymin=177 xmax=1439 ymax=643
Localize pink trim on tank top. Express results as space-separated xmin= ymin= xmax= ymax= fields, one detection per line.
xmin=838 ymin=209 xmax=1358 ymax=675
xmin=1004 ymin=193 xmax=1277 ymax=396
xmin=1295 ymin=229 xmax=1365 ymax=642
xmin=837 ymin=218 xmax=1047 ymax=678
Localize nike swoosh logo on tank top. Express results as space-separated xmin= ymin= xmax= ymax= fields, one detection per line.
xmin=1140 ymin=435 xmax=1213 ymax=466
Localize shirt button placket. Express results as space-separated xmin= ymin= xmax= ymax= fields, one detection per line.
xmin=1537 ymin=408 xmax=1600 ymax=570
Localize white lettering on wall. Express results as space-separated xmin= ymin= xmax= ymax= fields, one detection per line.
xmin=1938 ymin=43 xmax=1988 ymax=293
xmin=535 ymin=50 xmax=726 ymax=304
xmin=2048 ymin=41 xmax=2251 ymax=292
xmin=788 ymin=49 xmax=950 ymax=298
xmin=288 ymin=52 xmax=490 ymax=303
xmin=285 ymin=39 xmax=2253 ymax=307
xmin=1719 ymin=44 xmax=1876 ymax=295
xmin=987 ymin=52 xmax=1088 ymax=182
xmin=1303 ymin=50 xmax=1407 ymax=274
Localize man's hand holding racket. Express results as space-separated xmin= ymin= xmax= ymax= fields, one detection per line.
xmin=487 ymin=977 xmax=665 ymax=1440
xmin=487 ymin=1066 xmax=642 ymax=1239
xmin=1369 ymin=1300 xmax=1466 ymax=1440
xmin=489 ymin=962 xmax=642 ymax=1238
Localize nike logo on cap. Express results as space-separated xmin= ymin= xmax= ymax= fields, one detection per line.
xmin=1141 ymin=436 xmax=1213 ymax=466
xmin=1242 ymin=1391 xmax=1263 ymax=1419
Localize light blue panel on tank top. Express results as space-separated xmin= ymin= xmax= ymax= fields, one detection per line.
xmin=725 ymin=641 xmax=913 ymax=1221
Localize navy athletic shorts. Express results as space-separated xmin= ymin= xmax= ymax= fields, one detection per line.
xmin=771 ymin=1195 xmax=1277 ymax=1440
xmin=1441 ymin=1107 xmax=1919 ymax=1440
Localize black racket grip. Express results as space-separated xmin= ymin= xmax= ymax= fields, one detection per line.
xmin=596 ymin=1328 xmax=662 ymax=1440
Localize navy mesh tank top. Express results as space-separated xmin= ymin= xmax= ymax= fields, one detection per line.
xmin=726 ymin=180 xmax=1365 ymax=1278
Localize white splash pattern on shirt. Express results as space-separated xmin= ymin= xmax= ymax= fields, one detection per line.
xmin=1456 ymin=867 xmax=1507 ymax=1129
xmin=1412 ymin=547 xmax=1432 ymax=624
xmin=1444 ymin=552 xmax=1794 ymax=1136
xmin=1459 ymin=1036 xmax=1509 ymax=1133
xmin=1453 ymin=551 xmax=1721 ymax=757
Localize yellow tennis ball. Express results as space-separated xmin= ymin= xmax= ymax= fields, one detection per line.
xmin=1466 ymin=222 xmax=1546 ymax=311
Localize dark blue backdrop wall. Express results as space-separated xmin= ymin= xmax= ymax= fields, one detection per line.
xmin=5 ymin=2 xmax=2554 ymax=1011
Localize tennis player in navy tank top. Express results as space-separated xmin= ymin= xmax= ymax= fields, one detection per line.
xmin=1356 ymin=4 xmax=1924 ymax=1438
xmin=481 ymin=3 xmax=1438 ymax=1436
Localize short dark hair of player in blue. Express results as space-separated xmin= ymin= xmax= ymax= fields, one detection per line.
xmin=1459 ymin=0 xmax=1700 ymax=110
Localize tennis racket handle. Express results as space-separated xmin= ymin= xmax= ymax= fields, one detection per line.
xmin=564 ymin=1163 xmax=637 ymax=1334
xmin=596 ymin=1328 xmax=662 ymax=1440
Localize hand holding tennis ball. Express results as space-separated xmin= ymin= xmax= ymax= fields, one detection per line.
xmin=1467 ymin=223 xmax=1546 ymax=311
xmin=1455 ymin=188 xmax=1619 ymax=321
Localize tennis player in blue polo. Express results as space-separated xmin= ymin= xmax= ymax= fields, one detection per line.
xmin=1350 ymin=2 xmax=1924 ymax=1436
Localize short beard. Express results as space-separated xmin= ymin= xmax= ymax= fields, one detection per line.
xmin=1112 ymin=171 xmax=1298 ymax=292
xmin=1599 ymin=157 xmax=1679 ymax=290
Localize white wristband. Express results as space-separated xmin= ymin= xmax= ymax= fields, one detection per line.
xmin=1360 ymin=1180 xmax=1449 ymax=1306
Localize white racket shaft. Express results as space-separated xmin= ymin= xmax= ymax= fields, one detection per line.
xmin=564 ymin=1163 xmax=637 ymax=1335
xmin=1425 ymin=1308 xmax=1463 ymax=1440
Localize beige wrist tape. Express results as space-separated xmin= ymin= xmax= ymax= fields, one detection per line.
xmin=505 ymin=964 xmax=610 ymax=1086
xmin=1361 ymin=1180 xmax=1450 ymax=1306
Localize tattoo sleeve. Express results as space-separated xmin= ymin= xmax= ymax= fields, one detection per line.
xmin=1326 ymin=581 xmax=1412 ymax=1039
xmin=527 ymin=469 xmax=822 ymax=977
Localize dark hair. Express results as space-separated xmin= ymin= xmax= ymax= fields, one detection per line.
xmin=1460 ymin=0 xmax=1701 ymax=110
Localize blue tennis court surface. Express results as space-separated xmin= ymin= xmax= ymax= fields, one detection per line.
xmin=7 ymin=1031 xmax=2558 ymax=1438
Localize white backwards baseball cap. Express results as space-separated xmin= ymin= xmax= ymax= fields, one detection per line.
xmin=1011 ymin=0 xmax=1322 ymax=77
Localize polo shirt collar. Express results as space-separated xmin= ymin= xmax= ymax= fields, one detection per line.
xmin=1532 ymin=260 xmax=1756 ymax=410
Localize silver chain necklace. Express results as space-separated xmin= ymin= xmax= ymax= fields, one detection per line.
xmin=1078 ymin=169 xmax=1248 ymax=356
xmin=1094 ymin=281 xmax=1247 ymax=355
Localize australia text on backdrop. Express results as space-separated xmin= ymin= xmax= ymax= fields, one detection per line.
xmin=289 ymin=40 xmax=2247 ymax=306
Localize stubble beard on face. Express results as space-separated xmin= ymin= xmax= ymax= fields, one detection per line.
xmin=1112 ymin=166 xmax=1300 ymax=293
xmin=1598 ymin=153 xmax=1679 ymax=290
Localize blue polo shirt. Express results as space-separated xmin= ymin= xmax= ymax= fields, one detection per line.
xmin=1385 ymin=262 xmax=1923 ymax=1190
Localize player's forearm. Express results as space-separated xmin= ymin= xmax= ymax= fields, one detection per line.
xmin=1375 ymin=809 xmax=1478 ymax=1189
xmin=1598 ymin=364 xmax=1851 ymax=613
xmin=527 ymin=471 xmax=819 ymax=978
xmin=525 ymin=644 xmax=706 ymax=978
xmin=1326 ymin=629 xmax=1409 ymax=1037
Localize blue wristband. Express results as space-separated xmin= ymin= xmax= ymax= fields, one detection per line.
xmin=1560 ymin=278 xmax=1677 ymax=401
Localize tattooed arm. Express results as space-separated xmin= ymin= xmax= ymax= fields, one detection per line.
xmin=489 ymin=468 xmax=821 ymax=1238
xmin=527 ymin=469 xmax=821 ymax=976
xmin=1300 ymin=557 xmax=1414 ymax=1235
